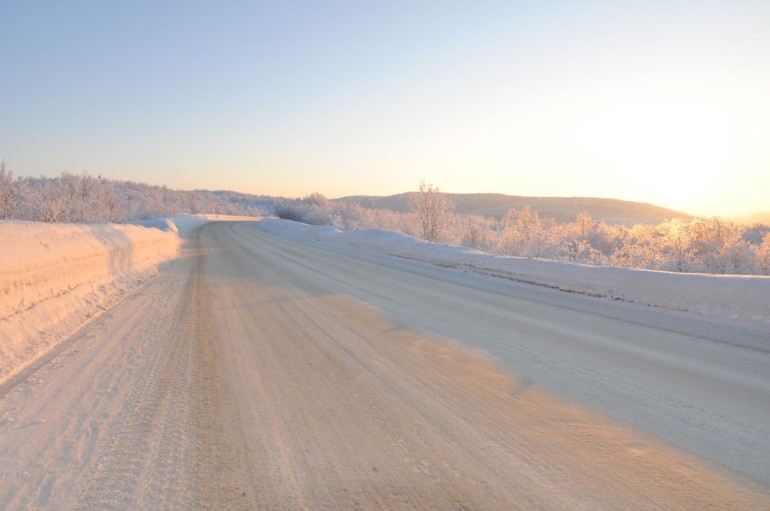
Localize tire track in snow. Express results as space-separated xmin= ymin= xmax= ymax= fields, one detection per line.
xmin=72 ymin=235 xmax=248 ymax=510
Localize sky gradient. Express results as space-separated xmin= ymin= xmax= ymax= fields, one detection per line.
xmin=2 ymin=1 xmax=769 ymax=217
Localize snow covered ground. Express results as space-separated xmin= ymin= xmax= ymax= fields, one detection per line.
xmin=128 ymin=214 xmax=259 ymax=239
xmin=1 ymin=217 xmax=768 ymax=508
xmin=0 ymin=220 xmax=179 ymax=384
xmin=0 ymin=215 xmax=263 ymax=385
xmin=4 ymin=214 xmax=766 ymax=387
xmin=258 ymin=218 xmax=770 ymax=324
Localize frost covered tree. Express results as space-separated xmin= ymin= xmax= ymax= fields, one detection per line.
xmin=17 ymin=177 xmax=68 ymax=222
xmin=691 ymin=217 xmax=743 ymax=273
xmin=756 ymin=234 xmax=770 ymax=275
xmin=609 ymin=224 xmax=657 ymax=269
xmin=61 ymin=172 xmax=97 ymax=222
xmin=659 ymin=218 xmax=693 ymax=271
xmin=494 ymin=206 xmax=560 ymax=258
xmin=461 ymin=216 xmax=487 ymax=249
xmin=574 ymin=211 xmax=595 ymax=238
xmin=0 ymin=161 xmax=14 ymax=219
xmin=410 ymin=181 xmax=454 ymax=242
xmin=95 ymin=177 xmax=124 ymax=222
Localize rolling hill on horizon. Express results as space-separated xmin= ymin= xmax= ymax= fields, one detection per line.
xmin=738 ymin=212 xmax=770 ymax=226
xmin=335 ymin=193 xmax=690 ymax=226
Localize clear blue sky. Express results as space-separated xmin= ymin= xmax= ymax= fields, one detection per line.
xmin=2 ymin=1 xmax=769 ymax=216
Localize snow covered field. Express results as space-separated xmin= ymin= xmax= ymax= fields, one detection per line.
xmin=259 ymin=218 xmax=770 ymax=323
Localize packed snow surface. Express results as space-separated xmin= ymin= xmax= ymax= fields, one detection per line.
xmin=258 ymin=218 xmax=770 ymax=323
xmin=0 ymin=215 xmax=259 ymax=384
xmin=1 ymin=217 xmax=768 ymax=509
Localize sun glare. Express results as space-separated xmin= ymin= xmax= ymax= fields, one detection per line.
xmin=562 ymin=80 xmax=755 ymax=215
xmin=612 ymin=107 xmax=725 ymax=212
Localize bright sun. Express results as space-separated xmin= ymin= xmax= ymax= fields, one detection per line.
xmin=612 ymin=105 xmax=726 ymax=213
xmin=571 ymin=84 xmax=748 ymax=215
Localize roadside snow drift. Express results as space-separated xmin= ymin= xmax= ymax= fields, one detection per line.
xmin=0 ymin=221 xmax=179 ymax=384
xmin=258 ymin=218 xmax=770 ymax=323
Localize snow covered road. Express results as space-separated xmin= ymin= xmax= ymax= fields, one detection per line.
xmin=1 ymin=220 xmax=768 ymax=509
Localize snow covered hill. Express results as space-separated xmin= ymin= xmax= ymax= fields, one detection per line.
xmin=335 ymin=192 xmax=690 ymax=225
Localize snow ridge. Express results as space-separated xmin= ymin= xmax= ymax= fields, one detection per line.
xmin=0 ymin=221 xmax=179 ymax=384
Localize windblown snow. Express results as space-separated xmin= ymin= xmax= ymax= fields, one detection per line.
xmin=2 ymin=215 xmax=768 ymax=387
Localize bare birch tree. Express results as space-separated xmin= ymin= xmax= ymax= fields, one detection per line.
xmin=410 ymin=181 xmax=454 ymax=242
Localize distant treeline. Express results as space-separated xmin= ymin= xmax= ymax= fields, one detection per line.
xmin=0 ymin=162 xmax=273 ymax=223
xmin=274 ymin=187 xmax=770 ymax=276
xmin=2 ymin=163 xmax=769 ymax=275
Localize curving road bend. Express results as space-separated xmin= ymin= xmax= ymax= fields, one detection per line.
xmin=0 ymin=220 xmax=768 ymax=509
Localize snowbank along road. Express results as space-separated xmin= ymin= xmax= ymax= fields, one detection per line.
xmin=1 ymin=220 xmax=769 ymax=509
